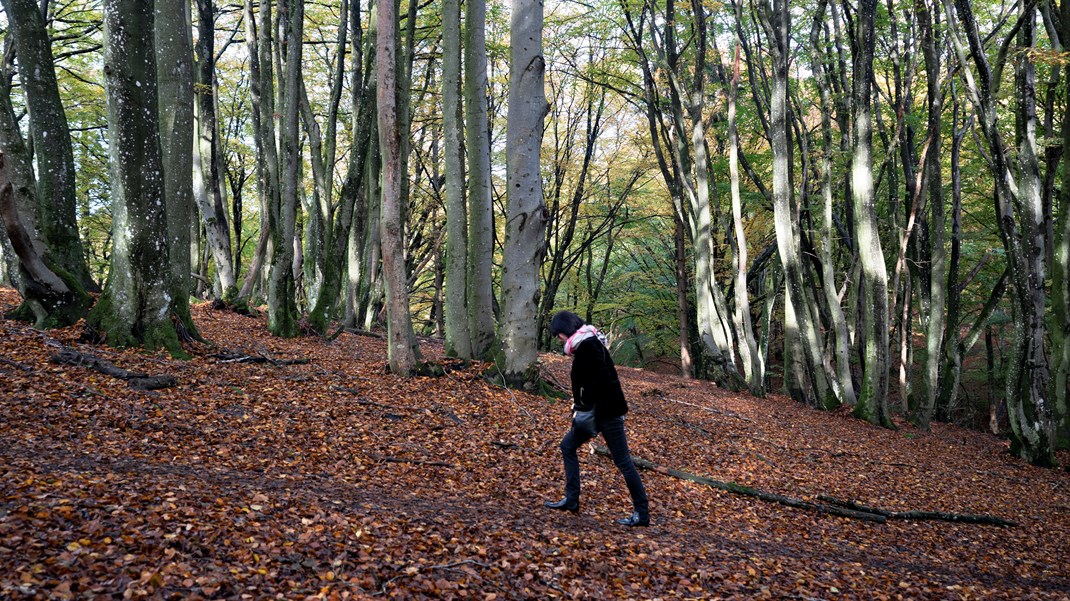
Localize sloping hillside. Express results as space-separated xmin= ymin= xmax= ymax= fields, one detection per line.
xmin=1 ymin=287 xmax=1068 ymax=599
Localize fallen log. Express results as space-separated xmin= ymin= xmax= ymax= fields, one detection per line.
xmin=592 ymin=445 xmax=885 ymax=523
xmin=593 ymin=446 xmax=1016 ymax=527
xmin=50 ymin=349 xmax=177 ymax=390
xmin=817 ymin=495 xmax=1017 ymax=527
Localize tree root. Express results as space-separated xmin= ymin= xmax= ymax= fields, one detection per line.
xmin=594 ymin=446 xmax=1015 ymax=526
xmin=49 ymin=349 xmax=177 ymax=390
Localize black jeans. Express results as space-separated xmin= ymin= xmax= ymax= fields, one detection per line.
xmin=559 ymin=415 xmax=649 ymax=518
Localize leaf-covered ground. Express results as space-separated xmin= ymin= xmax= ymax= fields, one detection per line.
xmin=1 ymin=288 xmax=1069 ymax=600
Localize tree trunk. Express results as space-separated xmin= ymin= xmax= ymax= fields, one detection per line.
xmin=916 ymin=0 xmax=946 ymax=427
xmin=192 ymin=0 xmax=237 ymax=301
xmin=267 ymin=0 xmax=301 ymax=337
xmin=442 ymin=0 xmax=471 ymax=358
xmin=155 ymin=0 xmax=198 ymax=338
xmin=848 ymin=0 xmax=894 ymax=428
xmin=762 ymin=0 xmax=838 ymax=409
xmin=88 ymin=0 xmax=181 ymax=354
xmin=728 ymin=44 xmax=763 ymax=396
xmin=0 ymin=0 xmax=94 ymax=295
xmin=377 ymin=0 xmax=420 ymax=375
xmin=937 ymin=89 xmax=968 ymax=416
xmin=465 ymin=0 xmax=496 ymax=359
xmin=239 ymin=0 xmax=272 ymax=302
xmin=945 ymin=0 xmax=1056 ymax=465
xmin=499 ymin=0 xmax=548 ymax=387
xmin=809 ymin=0 xmax=856 ymax=407
xmin=1049 ymin=0 xmax=1070 ymax=444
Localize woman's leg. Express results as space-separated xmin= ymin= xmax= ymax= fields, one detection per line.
xmin=599 ymin=417 xmax=649 ymax=517
xmin=560 ymin=425 xmax=593 ymax=502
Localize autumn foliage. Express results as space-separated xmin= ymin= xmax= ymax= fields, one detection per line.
xmin=1 ymin=287 xmax=1068 ymax=599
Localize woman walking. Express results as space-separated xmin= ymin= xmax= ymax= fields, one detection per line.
xmin=544 ymin=311 xmax=649 ymax=527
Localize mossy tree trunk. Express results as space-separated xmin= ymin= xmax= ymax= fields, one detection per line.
xmin=88 ymin=0 xmax=182 ymax=355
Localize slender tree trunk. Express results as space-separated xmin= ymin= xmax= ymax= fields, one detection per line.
xmin=88 ymin=0 xmax=181 ymax=354
xmin=945 ymin=0 xmax=1056 ymax=465
xmin=763 ymin=0 xmax=837 ymax=408
xmin=674 ymin=213 xmax=694 ymax=378
xmin=193 ymin=0 xmax=237 ymax=300
xmin=377 ymin=0 xmax=420 ymax=375
xmin=499 ymin=0 xmax=549 ymax=387
xmin=1050 ymin=0 xmax=1070 ymax=443
xmin=465 ymin=0 xmax=496 ymax=359
xmin=809 ymin=0 xmax=856 ymax=407
xmin=267 ymin=0 xmax=301 ymax=337
xmin=937 ymin=88 xmax=968 ymax=415
xmin=728 ymin=44 xmax=763 ymax=396
xmin=917 ymin=0 xmax=946 ymax=427
xmin=442 ymin=0 xmax=471 ymax=358
xmin=849 ymin=0 xmax=894 ymax=428
xmin=239 ymin=0 xmax=271 ymax=301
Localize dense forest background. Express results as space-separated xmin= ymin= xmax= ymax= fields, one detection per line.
xmin=0 ymin=0 xmax=1067 ymax=465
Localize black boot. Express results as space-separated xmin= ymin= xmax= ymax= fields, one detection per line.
xmin=544 ymin=498 xmax=579 ymax=513
xmin=615 ymin=512 xmax=649 ymax=527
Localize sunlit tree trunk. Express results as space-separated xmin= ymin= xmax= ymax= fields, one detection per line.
xmin=809 ymin=0 xmax=856 ymax=407
xmin=442 ymin=0 xmax=472 ymax=358
xmin=156 ymin=0 xmax=197 ymax=338
xmin=88 ymin=0 xmax=181 ymax=354
xmin=762 ymin=0 xmax=837 ymax=408
xmin=499 ymin=0 xmax=548 ymax=387
xmin=728 ymin=44 xmax=763 ymax=396
xmin=847 ymin=0 xmax=893 ymax=428
xmin=377 ymin=0 xmax=420 ymax=374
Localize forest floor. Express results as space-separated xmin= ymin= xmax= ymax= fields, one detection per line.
xmin=1 ymin=287 xmax=1069 ymax=600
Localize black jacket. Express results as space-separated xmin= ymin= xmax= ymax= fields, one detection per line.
xmin=570 ymin=337 xmax=628 ymax=421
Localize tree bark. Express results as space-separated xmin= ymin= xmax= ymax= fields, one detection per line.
xmin=442 ymin=0 xmax=471 ymax=358
xmin=192 ymin=0 xmax=237 ymax=301
xmin=848 ymin=0 xmax=894 ymax=428
xmin=761 ymin=0 xmax=838 ymax=408
xmin=809 ymin=0 xmax=856 ymax=407
xmin=378 ymin=0 xmax=420 ymax=375
xmin=916 ymin=0 xmax=946 ymax=427
xmin=155 ymin=0 xmax=198 ymax=337
xmin=465 ymin=0 xmax=496 ymax=359
xmin=88 ymin=0 xmax=181 ymax=354
xmin=945 ymin=0 xmax=1056 ymax=465
xmin=499 ymin=0 xmax=548 ymax=387
xmin=0 ymin=0 xmax=95 ymax=293
xmin=728 ymin=44 xmax=763 ymax=396
xmin=267 ymin=0 xmax=301 ymax=337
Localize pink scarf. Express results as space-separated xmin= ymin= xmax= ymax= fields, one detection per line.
xmin=564 ymin=325 xmax=609 ymax=356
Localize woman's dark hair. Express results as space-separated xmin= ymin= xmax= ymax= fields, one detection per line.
xmin=550 ymin=311 xmax=585 ymax=338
